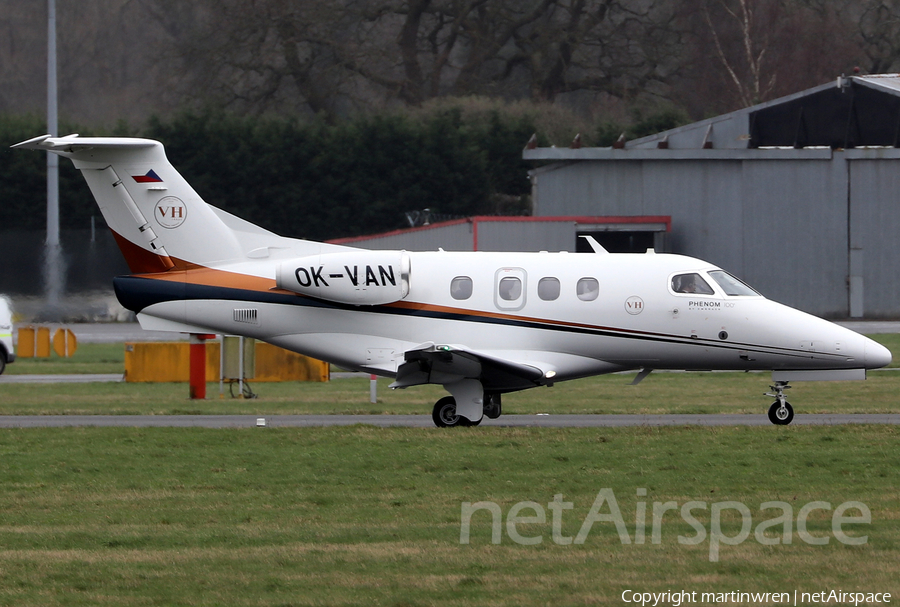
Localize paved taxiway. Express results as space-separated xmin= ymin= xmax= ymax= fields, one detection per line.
xmin=0 ymin=414 xmax=898 ymax=428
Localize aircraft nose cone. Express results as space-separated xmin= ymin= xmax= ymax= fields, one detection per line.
xmin=865 ymin=339 xmax=892 ymax=370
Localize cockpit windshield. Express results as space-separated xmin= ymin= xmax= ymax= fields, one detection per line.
xmin=671 ymin=273 xmax=715 ymax=295
xmin=708 ymin=270 xmax=760 ymax=296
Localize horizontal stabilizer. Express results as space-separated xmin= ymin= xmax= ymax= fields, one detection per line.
xmin=12 ymin=134 xmax=157 ymax=154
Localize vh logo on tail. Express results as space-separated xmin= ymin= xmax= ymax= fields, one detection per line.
xmin=155 ymin=197 xmax=187 ymax=229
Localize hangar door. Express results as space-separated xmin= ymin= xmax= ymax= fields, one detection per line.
xmin=575 ymin=219 xmax=670 ymax=254
xmin=848 ymin=157 xmax=900 ymax=318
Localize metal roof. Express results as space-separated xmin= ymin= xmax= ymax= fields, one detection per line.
xmin=523 ymin=74 xmax=900 ymax=158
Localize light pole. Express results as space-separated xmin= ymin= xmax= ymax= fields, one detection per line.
xmin=44 ymin=0 xmax=64 ymax=318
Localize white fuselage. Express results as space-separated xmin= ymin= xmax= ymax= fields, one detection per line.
xmin=133 ymin=249 xmax=890 ymax=383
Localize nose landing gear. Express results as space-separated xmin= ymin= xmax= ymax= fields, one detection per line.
xmin=765 ymin=381 xmax=794 ymax=425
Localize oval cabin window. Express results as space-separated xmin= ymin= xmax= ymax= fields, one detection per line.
xmin=538 ymin=277 xmax=560 ymax=301
xmin=451 ymin=276 xmax=473 ymax=300
xmin=498 ymin=277 xmax=522 ymax=301
xmin=577 ymin=277 xmax=599 ymax=301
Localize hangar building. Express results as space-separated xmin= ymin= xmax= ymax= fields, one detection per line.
xmin=524 ymin=74 xmax=900 ymax=319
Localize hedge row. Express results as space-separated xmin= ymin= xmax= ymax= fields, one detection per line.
xmin=0 ymin=109 xmax=537 ymax=241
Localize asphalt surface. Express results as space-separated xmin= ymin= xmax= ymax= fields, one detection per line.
xmin=0 ymin=414 xmax=898 ymax=428
xmin=0 ymin=373 xmax=124 ymax=384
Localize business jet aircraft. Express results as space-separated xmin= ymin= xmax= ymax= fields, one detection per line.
xmin=14 ymin=134 xmax=892 ymax=426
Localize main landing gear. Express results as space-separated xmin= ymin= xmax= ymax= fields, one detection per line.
xmin=765 ymin=381 xmax=794 ymax=425
xmin=432 ymin=393 xmax=502 ymax=428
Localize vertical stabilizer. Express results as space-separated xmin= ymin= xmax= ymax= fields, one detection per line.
xmin=12 ymin=135 xmax=244 ymax=273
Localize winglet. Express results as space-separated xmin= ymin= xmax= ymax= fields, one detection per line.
xmin=10 ymin=134 xmax=53 ymax=149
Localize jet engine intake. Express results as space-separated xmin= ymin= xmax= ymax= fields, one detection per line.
xmin=277 ymin=251 xmax=410 ymax=305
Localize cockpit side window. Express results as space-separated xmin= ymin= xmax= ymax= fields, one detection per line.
xmin=708 ymin=270 xmax=760 ymax=296
xmin=671 ymin=273 xmax=715 ymax=295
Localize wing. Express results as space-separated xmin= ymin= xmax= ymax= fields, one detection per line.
xmin=390 ymin=344 xmax=546 ymax=392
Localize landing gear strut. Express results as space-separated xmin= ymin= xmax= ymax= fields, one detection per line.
xmin=765 ymin=381 xmax=794 ymax=425
xmin=484 ymin=393 xmax=502 ymax=419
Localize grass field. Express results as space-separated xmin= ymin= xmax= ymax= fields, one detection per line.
xmin=6 ymin=342 xmax=126 ymax=375
xmin=1 ymin=335 xmax=898 ymax=605
xmin=0 ymin=425 xmax=897 ymax=606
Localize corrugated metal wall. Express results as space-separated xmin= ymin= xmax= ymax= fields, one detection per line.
xmin=345 ymin=222 xmax=475 ymax=251
xmin=337 ymin=219 xmax=653 ymax=253
xmin=531 ymin=150 xmax=900 ymax=317
xmin=476 ymin=221 xmax=575 ymax=252
xmin=530 ymin=152 xmax=882 ymax=317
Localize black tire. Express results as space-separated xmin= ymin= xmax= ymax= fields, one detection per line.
xmin=0 ymin=352 xmax=6 ymax=376
xmin=432 ymin=396 xmax=462 ymax=428
xmin=768 ymin=401 xmax=794 ymax=425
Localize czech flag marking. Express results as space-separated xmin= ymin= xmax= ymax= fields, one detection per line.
xmin=133 ymin=169 xmax=163 ymax=183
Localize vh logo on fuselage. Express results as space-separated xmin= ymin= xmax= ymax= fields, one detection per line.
xmin=625 ymin=296 xmax=644 ymax=315
xmin=295 ymin=264 xmax=397 ymax=289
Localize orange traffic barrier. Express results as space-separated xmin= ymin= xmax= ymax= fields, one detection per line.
xmin=124 ymin=340 xmax=329 ymax=383
xmin=52 ymin=328 xmax=77 ymax=357
xmin=16 ymin=326 xmax=53 ymax=358
xmin=16 ymin=327 xmax=35 ymax=358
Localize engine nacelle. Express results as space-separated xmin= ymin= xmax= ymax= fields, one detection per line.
xmin=277 ymin=250 xmax=410 ymax=305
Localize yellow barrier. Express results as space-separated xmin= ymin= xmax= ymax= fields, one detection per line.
xmin=52 ymin=328 xmax=78 ymax=357
xmin=16 ymin=326 xmax=53 ymax=358
xmin=124 ymin=341 xmax=329 ymax=383
xmin=17 ymin=327 xmax=77 ymax=358
xmin=17 ymin=327 xmax=35 ymax=358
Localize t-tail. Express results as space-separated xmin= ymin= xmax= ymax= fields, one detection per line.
xmin=11 ymin=134 xmax=308 ymax=273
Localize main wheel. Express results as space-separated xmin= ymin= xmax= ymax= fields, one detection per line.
xmin=433 ymin=396 xmax=462 ymax=428
xmin=768 ymin=401 xmax=794 ymax=425
xmin=0 ymin=352 xmax=6 ymax=376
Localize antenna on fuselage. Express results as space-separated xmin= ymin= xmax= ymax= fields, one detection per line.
xmin=579 ymin=235 xmax=609 ymax=254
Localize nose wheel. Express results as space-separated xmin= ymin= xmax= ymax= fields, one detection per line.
xmin=765 ymin=381 xmax=794 ymax=425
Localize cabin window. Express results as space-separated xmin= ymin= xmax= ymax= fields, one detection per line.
xmin=576 ymin=277 xmax=599 ymax=301
xmin=451 ymin=276 xmax=473 ymax=300
xmin=671 ymin=273 xmax=715 ymax=295
xmin=538 ymin=277 xmax=560 ymax=301
xmin=708 ymin=270 xmax=760 ymax=296
xmin=498 ymin=277 xmax=522 ymax=301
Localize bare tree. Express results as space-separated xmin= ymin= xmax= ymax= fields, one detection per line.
xmin=700 ymin=0 xmax=777 ymax=107
xmin=856 ymin=0 xmax=900 ymax=73
xmin=675 ymin=0 xmax=864 ymax=115
xmin=144 ymin=0 xmax=683 ymax=118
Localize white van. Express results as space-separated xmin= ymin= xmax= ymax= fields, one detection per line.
xmin=0 ymin=296 xmax=14 ymax=374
